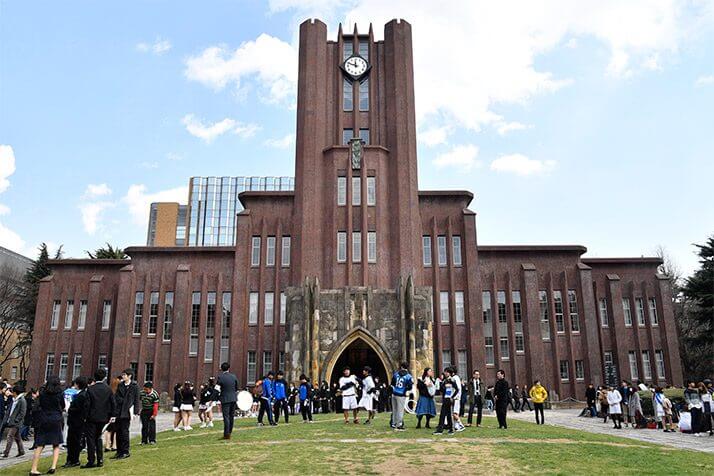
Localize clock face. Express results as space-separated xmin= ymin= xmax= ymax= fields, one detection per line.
xmin=344 ymin=55 xmax=368 ymax=78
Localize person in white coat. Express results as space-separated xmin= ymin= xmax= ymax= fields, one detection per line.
xmin=607 ymin=386 xmax=623 ymax=429
xmin=358 ymin=367 xmax=376 ymax=425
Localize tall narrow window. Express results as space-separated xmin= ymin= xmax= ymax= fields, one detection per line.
xmin=97 ymin=354 xmax=107 ymax=372
xmin=337 ymin=177 xmax=347 ymax=206
xmin=130 ymin=362 xmax=139 ymax=382
xmin=101 ymin=300 xmax=111 ymax=330
xmin=342 ymin=128 xmax=353 ymax=145
xmin=628 ymin=351 xmax=639 ymax=380
xmin=251 ymin=237 xmax=261 ymax=267
xmin=442 ymin=350 xmax=451 ymax=369
xmin=205 ymin=292 xmax=216 ymax=362
xmin=337 ymin=232 xmax=347 ymax=262
xmin=560 ymin=360 xmax=570 ymax=380
xmin=266 ymin=236 xmax=276 ymax=267
xmin=264 ymin=292 xmax=274 ymax=325
xmin=144 ymin=362 xmax=154 ymax=383
xmin=457 ymin=350 xmax=467 ymax=377
xmin=59 ymin=353 xmax=68 ymax=382
xmin=599 ymin=298 xmax=609 ymax=327
xmin=359 ymin=128 xmax=370 ymax=144
xmin=263 ymin=351 xmax=273 ymax=374
xmin=568 ymin=290 xmax=580 ymax=332
xmin=343 ymin=78 xmax=353 ymax=112
xmin=648 ymin=298 xmax=658 ymax=326
xmin=352 ymin=232 xmax=362 ymax=263
xmin=515 ymin=335 xmax=525 ymax=353
xmin=77 ymin=300 xmax=87 ymax=330
xmin=358 ymin=38 xmax=368 ymax=60
xmin=635 ymin=298 xmax=646 ymax=326
xmin=64 ymin=300 xmax=74 ymax=330
xmin=482 ymin=291 xmax=492 ymax=323
xmin=279 ymin=351 xmax=285 ymax=372
xmin=622 ymin=298 xmax=633 ymax=327
xmin=367 ymin=231 xmax=377 ymax=263
xmin=280 ymin=292 xmax=287 ymax=325
xmin=553 ymin=291 xmax=564 ymax=333
xmin=440 ymin=291 xmax=450 ymax=324
xmin=343 ymin=41 xmax=353 ymax=61
xmin=513 ymin=291 xmax=524 ymax=353
xmin=422 ymin=236 xmax=432 ymax=266
xmin=163 ymin=292 xmax=174 ymax=341
xmin=655 ymin=350 xmax=665 ymax=379
xmin=133 ymin=293 xmax=144 ymax=335
xmin=437 ymin=236 xmax=447 ymax=266
xmin=352 ymin=177 xmax=361 ymax=205
xmin=50 ymin=300 xmax=61 ymax=329
xmin=367 ymin=177 xmax=376 ymax=205
xmin=539 ymin=290 xmax=550 ymax=340
xmin=485 ymin=337 xmax=494 ymax=365
xmin=220 ymin=292 xmax=231 ymax=363
xmin=148 ymin=292 xmax=159 ymax=335
xmin=190 ymin=292 xmax=200 ymax=356
xmin=247 ymin=351 xmax=256 ymax=384
xmin=497 ymin=291 xmax=507 ymax=323
xmin=642 ymin=350 xmax=653 ymax=381
xmin=575 ymin=360 xmax=585 ymax=380
xmin=500 ymin=337 xmax=510 ymax=360
xmin=45 ymin=354 xmax=55 ymax=380
xmin=359 ymin=79 xmax=369 ymax=111
xmin=452 ymin=236 xmax=462 ymax=266
xmin=249 ymin=292 xmax=259 ymax=325
xmin=281 ymin=236 xmax=291 ymax=267
xmin=72 ymin=354 xmax=82 ymax=380
xmin=454 ymin=291 xmax=465 ymax=323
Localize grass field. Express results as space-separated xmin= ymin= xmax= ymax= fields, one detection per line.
xmin=8 ymin=414 xmax=714 ymax=475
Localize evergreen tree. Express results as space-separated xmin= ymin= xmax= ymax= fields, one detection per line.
xmin=19 ymin=243 xmax=63 ymax=331
xmin=86 ymin=243 xmax=128 ymax=259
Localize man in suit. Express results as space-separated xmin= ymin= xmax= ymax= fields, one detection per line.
xmin=216 ymin=362 xmax=239 ymax=439
xmin=83 ymin=368 xmax=115 ymax=468
xmin=1 ymin=385 xmax=27 ymax=458
xmin=112 ymin=368 xmax=140 ymax=460
xmin=467 ymin=370 xmax=485 ymax=427
xmin=494 ymin=370 xmax=510 ymax=429
xmin=63 ymin=377 xmax=89 ymax=468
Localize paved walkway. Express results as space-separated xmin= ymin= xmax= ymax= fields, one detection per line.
xmin=0 ymin=413 xmax=176 ymax=470
xmin=509 ymin=408 xmax=714 ymax=453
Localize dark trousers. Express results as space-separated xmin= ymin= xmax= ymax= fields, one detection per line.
xmin=534 ymin=402 xmax=545 ymax=424
xmin=496 ymin=402 xmax=508 ymax=429
xmin=521 ymin=397 xmax=533 ymax=411
xmin=222 ymin=402 xmax=236 ymax=436
xmin=301 ymin=399 xmax=313 ymax=421
xmin=115 ymin=418 xmax=131 ymax=456
xmin=66 ymin=420 xmax=83 ymax=463
xmin=467 ymin=395 xmax=483 ymax=425
xmin=258 ymin=398 xmax=274 ymax=424
xmin=436 ymin=399 xmax=453 ymax=431
xmin=84 ymin=421 xmax=105 ymax=465
xmin=602 ymin=404 xmax=609 ymax=422
xmin=2 ymin=426 xmax=24 ymax=456
xmin=691 ymin=407 xmax=703 ymax=433
xmin=274 ymin=399 xmax=289 ymax=423
xmin=140 ymin=410 xmax=156 ymax=443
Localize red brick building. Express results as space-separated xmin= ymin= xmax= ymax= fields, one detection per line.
xmin=29 ymin=19 xmax=682 ymax=399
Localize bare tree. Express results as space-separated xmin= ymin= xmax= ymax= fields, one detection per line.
xmin=0 ymin=264 xmax=31 ymax=372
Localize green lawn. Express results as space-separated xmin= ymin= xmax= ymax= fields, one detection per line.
xmin=9 ymin=414 xmax=714 ymax=475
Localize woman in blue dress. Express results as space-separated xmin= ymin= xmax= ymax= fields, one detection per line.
xmin=415 ymin=367 xmax=437 ymax=429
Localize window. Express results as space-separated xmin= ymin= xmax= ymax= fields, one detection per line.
xmin=422 ymin=236 xmax=432 ymax=267
xmin=359 ymin=38 xmax=368 ymax=60
xmin=485 ymin=337 xmax=494 ymax=365
xmin=604 ymin=351 xmax=614 ymax=367
xmin=163 ymin=292 xmax=174 ymax=341
xmin=452 ymin=236 xmax=462 ymax=266
xmin=648 ymin=298 xmax=659 ymax=326
xmin=205 ymin=292 xmax=216 ymax=362
xmin=352 ymin=177 xmax=361 ymax=205
xmin=266 ymin=236 xmax=276 ymax=267
xmin=281 ymin=236 xmax=291 ymax=267
xmin=655 ymin=350 xmax=665 ymax=379
xmin=251 ymin=237 xmax=261 ymax=266
xmin=437 ymin=236 xmax=447 ymax=266
xmin=264 ymin=292 xmax=274 ymax=325
xmin=59 ymin=353 xmax=68 ymax=382
xmin=500 ymin=337 xmax=510 ymax=360
xmin=98 ymin=354 xmax=107 ymax=372
xmin=148 ymin=292 xmax=159 ymax=336
xmin=442 ymin=350 xmax=451 ymax=369
xmin=359 ymin=128 xmax=370 ymax=144
xmin=642 ymin=350 xmax=652 ymax=381
xmin=352 ymin=232 xmax=362 ymax=263
xmin=343 ymin=41 xmax=353 ymax=60
xmin=599 ymin=298 xmax=608 ymax=327
xmin=145 ymin=362 xmax=154 ymax=383
xmin=64 ymin=300 xmax=74 ymax=330
xmin=367 ymin=231 xmax=377 ymax=263
xmin=454 ymin=291 xmax=465 ymax=323
xmin=337 ymin=177 xmax=347 ymax=206
xmin=497 ymin=291 xmax=507 ymax=323
xmin=515 ymin=335 xmax=525 ymax=353
xmin=337 ymin=232 xmax=347 ymax=262
xmin=280 ymin=292 xmax=287 ymax=325
xmin=342 ymin=128 xmax=353 ymax=145
xmin=628 ymin=351 xmax=638 ymax=380
xmin=440 ymin=291 xmax=450 ymax=324
xmin=622 ymin=298 xmax=632 ymax=327
xmin=50 ymin=300 xmax=61 ymax=329
xmin=457 ymin=350 xmax=467 ymax=378
xmin=72 ymin=354 xmax=82 ymax=380
xmin=539 ymin=290 xmax=550 ymax=340
xmin=482 ymin=291 xmax=492 ymax=323
xmin=553 ymin=291 xmax=564 ymax=333
xmin=130 ymin=362 xmax=139 ymax=382
xmin=367 ymin=177 xmax=376 ymax=205
xmin=636 ymin=298 xmax=646 ymax=327
xmin=10 ymin=366 xmax=17 ymax=379
xmin=575 ymin=360 xmax=585 ymax=380
xmin=343 ymin=78 xmax=353 ymax=111
xmin=279 ymin=351 xmax=285 ymax=372
xmin=247 ymin=351 xmax=257 ymax=384
xmin=560 ymin=360 xmax=570 ymax=380
xmin=358 ymin=79 xmax=370 ymax=111
xmin=190 ymin=292 xmax=200 ymax=356
xmin=77 ymin=300 xmax=87 ymax=330
xmin=249 ymin=293 xmax=259 ymax=325
xmin=263 ymin=351 xmax=272 ymax=374
xmin=133 ymin=292 xmax=144 ymax=335
xmin=220 ymin=292 xmax=231 ymax=363
xmin=101 ymin=300 xmax=111 ymax=330
xmin=512 ymin=291 xmax=522 ymax=323
xmin=45 ymin=354 xmax=55 ymax=380
xmin=568 ymin=290 xmax=580 ymax=333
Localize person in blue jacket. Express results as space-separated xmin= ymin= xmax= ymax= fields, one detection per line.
xmin=390 ymin=362 xmax=414 ymax=431
xmin=298 ymin=375 xmax=313 ymax=423
xmin=258 ymin=372 xmax=276 ymax=426
xmin=273 ymin=371 xmax=290 ymax=424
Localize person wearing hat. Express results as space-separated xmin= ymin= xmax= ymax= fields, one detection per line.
xmin=139 ymin=381 xmax=159 ymax=445
xmin=358 ymin=367 xmax=376 ymax=425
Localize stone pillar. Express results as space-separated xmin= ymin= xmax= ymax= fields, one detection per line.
xmin=521 ymin=263 xmax=541 ymax=387
xmin=655 ymin=275 xmax=683 ymax=386
xmin=168 ymin=264 xmax=190 ymax=389
xmin=606 ymin=274 xmax=626 ymax=382
xmin=29 ymin=275 xmax=54 ymax=387
xmin=577 ymin=263 xmax=603 ymax=385
xmin=309 ymin=278 xmax=321 ymax=381
xmin=111 ymin=265 xmax=135 ymax=374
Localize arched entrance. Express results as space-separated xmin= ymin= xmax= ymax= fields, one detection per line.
xmin=323 ymin=328 xmax=394 ymax=388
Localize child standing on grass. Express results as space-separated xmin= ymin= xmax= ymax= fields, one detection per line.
xmin=258 ymin=372 xmax=276 ymax=426
xmin=139 ymin=382 xmax=159 ymax=444
xmin=273 ymin=371 xmax=290 ymax=424
xmin=299 ymin=375 xmax=313 ymax=423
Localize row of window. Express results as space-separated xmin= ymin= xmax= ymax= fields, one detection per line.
xmin=628 ymin=349 xmax=666 ymax=381
xmin=246 ymin=350 xmax=286 ymax=384
xmin=250 ymin=236 xmax=291 ymax=267
xmin=559 ymin=360 xmax=586 ymax=381
xmin=336 ymin=176 xmax=376 ymax=206
xmin=342 ymin=79 xmax=369 ymax=112
xmin=248 ymin=292 xmax=287 ymax=326
xmin=617 ymin=297 xmax=659 ymax=328
xmin=336 ymin=231 xmax=377 ymax=263
xmin=45 ymin=352 xmax=97 ymax=383
xmin=437 ymin=291 xmax=466 ymax=324
xmin=422 ymin=235 xmax=462 ymax=267
xmin=50 ymin=300 xmax=112 ymax=331
xmin=441 ymin=350 xmax=469 ymax=379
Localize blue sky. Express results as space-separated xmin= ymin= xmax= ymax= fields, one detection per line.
xmin=1 ymin=0 xmax=713 ymax=277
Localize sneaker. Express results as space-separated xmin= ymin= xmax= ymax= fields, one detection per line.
xmin=364 ymin=420 xmax=371 ymax=425
xmin=432 ymin=430 xmax=443 ymax=435
xmin=447 ymin=430 xmax=455 ymax=435
xmin=257 ymin=422 xmax=264 ymax=427
xmin=199 ymin=423 xmax=207 ymax=428
xmin=184 ymin=426 xmax=192 ymax=431
xmin=173 ymin=428 xmax=182 ymax=432
xmin=208 ymin=422 xmax=214 ymax=428
xmin=455 ymin=425 xmax=466 ymax=432
xmin=395 ymin=425 xmax=405 ymax=432
xmin=308 ymin=420 xmax=314 ymax=423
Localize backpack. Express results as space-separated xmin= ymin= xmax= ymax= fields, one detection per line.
xmin=253 ymin=380 xmax=264 ymax=398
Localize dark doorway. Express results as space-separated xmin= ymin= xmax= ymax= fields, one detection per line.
xmin=329 ymin=338 xmax=388 ymax=388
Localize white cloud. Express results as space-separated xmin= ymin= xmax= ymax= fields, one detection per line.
xmin=565 ymin=38 xmax=579 ymax=49
xmin=490 ymin=153 xmax=556 ymax=176
xmin=84 ymin=183 xmax=112 ymax=198
xmin=136 ymin=37 xmax=172 ymax=55
xmin=433 ymin=144 xmax=480 ymax=171
xmin=0 ymin=204 xmax=9 ymax=215
xmin=0 ymin=222 xmax=25 ymax=254
xmin=264 ymin=133 xmax=296 ymax=149
xmin=0 ymin=144 xmax=16 ymax=194
xmin=695 ymin=74 xmax=714 ymax=87
xmin=496 ymin=121 xmax=531 ymax=136
xmin=79 ymin=184 xmax=115 ymax=235
xmin=140 ymin=161 xmax=159 ymax=169
xmin=166 ymin=152 xmax=184 ymax=161
xmin=0 ymin=144 xmax=25 ymax=253
xmin=181 ymin=114 xmax=260 ymax=143
xmin=418 ymin=126 xmax=451 ymax=147
xmin=123 ymin=184 xmax=188 ymax=226
xmin=184 ymin=33 xmax=298 ymax=104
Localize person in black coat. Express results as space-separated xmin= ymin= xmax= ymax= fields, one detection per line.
xmin=585 ymin=384 xmax=597 ymax=417
xmin=83 ymin=368 xmax=115 ymax=469
xmin=112 ymin=368 xmax=141 ymax=460
xmin=216 ymin=362 xmax=239 ymax=439
xmin=29 ymin=377 xmax=64 ymax=475
xmin=63 ymin=377 xmax=89 ymax=468
xmin=494 ymin=370 xmax=510 ymax=430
